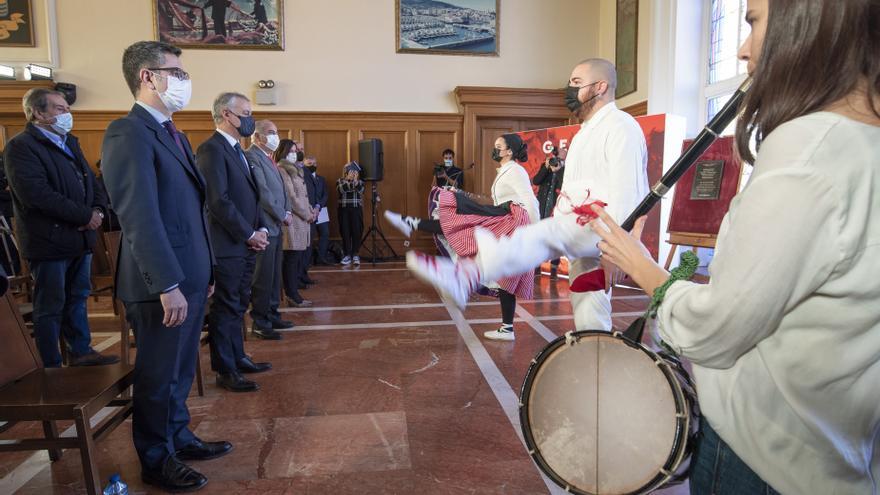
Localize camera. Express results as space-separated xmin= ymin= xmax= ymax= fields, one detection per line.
xmin=548 ymin=146 xmax=560 ymax=167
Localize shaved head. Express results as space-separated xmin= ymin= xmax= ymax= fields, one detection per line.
xmin=575 ymin=58 xmax=617 ymax=92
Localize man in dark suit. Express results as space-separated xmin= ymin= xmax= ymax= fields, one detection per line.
xmin=102 ymin=40 xmax=229 ymax=493
xmin=196 ymin=92 xmax=271 ymax=393
xmin=245 ymin=119 xmax=293 ymax=339
xmin=305 ymin=157 xmax=332 ymax=265
xmin=3 ymin=88 xmax=118 ymax=368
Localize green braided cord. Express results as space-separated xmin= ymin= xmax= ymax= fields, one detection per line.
xmin=645 ymin=250 xmax=700 ymax=319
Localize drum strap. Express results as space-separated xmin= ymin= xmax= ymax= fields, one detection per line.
xmin=622 ymin=251 xmax=700 ymax=343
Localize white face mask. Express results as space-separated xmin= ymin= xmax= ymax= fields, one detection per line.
xmin=265 ymin=134 xmax=280 ymax=151
xmin=156 ymin=75 xmax=192 ymax=113
xmin=286 ymin=153 xmax=296 ymax=162
xmin=50 ymin=112 xmax=74 ymax=135
xmin=444 ymin=159 xmax=453 ymax=167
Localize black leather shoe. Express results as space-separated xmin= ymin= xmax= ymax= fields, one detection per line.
xmin=252 ymin=327 xmax=282 ymax=340
xmin=237 ymin=356 xmax=272 ymax=374
xmin=176 ymin=437 xmax=234 ymax=461
xmin=216 ymin=371 xmax=259 ymax=392
xmin=142 ymin=456 xmax=207 ymax=493
xmin=69 ymin=350 xmax=120 ymax=367
xmin=270 ymin=318 xmax=295 ymax=330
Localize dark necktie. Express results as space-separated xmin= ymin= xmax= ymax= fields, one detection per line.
xmin=162 ymin=120 xmax=187 ymax=158
xmin=234 ymin=143 xmax=251 ymax=177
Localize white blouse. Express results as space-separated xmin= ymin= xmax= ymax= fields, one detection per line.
xmin=491 ymin=160 xmax=540 ymax=224
xmin=658 ymin=112 xmax=880 ymax=495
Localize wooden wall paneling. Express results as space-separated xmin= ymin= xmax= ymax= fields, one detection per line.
xmin=0 ymin=124 xmax=7 ymax=149
xmin=477 ymin=121 xmax=517 ymax=196
xmin=302 ymin=129 xmax=351 ymax=238
xmin=359 ymin=130 xmax=407 ymax=251
xmin=622 ymin=100 xmax=648 ymax=117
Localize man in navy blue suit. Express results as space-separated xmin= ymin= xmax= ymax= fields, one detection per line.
xmin=196 ymin=92 xmax=272 ymax=393
xmin=102 ymin=41 xmax=229 ymax=493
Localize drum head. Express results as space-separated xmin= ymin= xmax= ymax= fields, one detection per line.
xmin=522 ymin=332 xmax=681 ymax=495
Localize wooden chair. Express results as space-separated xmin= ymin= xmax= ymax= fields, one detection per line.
xmin=0 ymin=291 xmax=134 ymax=495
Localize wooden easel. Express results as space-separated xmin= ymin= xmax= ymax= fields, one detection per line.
xmin=663 ymin=232 xmax=717 ymax=270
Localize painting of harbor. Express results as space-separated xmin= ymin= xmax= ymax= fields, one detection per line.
xmin=396 ymin=0 xmax=499 ymax=56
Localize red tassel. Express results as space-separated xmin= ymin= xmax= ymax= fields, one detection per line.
xmin=556 ymin=189 xmax=608 ymax=226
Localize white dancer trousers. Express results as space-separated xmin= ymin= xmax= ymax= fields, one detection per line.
xmin=473 ymin=196 xmax=612 ymax=331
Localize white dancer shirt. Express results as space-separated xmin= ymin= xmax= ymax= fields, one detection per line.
xmin=491 ymin=160 xmax=540 ymax=223
xmin=659 ymin=112 xmax=880 ymax=495
xmin=560 ymin=101 xmax=648 ymax=226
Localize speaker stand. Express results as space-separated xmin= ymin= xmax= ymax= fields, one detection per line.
xmin=360 ymin=181 xmax=398 ymax=265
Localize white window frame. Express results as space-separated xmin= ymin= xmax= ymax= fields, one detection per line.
xmin=698 ymin=0 xmax=748 ymax=129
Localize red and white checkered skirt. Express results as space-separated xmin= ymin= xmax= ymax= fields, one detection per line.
xmin=435 ymin=188 xmax=533 ymax=300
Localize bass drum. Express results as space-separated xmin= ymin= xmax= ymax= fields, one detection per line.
xmin=520 ymin=330 xmax=698 ymax=495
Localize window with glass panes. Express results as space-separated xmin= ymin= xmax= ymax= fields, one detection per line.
xmin=702 ymin=0 xmax=749 ymax=132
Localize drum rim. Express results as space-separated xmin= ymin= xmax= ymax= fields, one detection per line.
xmin=518 ymin=330 xmax=691 ymax=495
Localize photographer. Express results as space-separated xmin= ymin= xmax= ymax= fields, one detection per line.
xmin=434 ymin=148 xmax=463 ymax=189
xmin=532 ymin=146 xmax=566 ymax=277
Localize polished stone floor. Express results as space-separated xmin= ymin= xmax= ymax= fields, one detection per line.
xmin=0 ymin=262 xmax=690 ymax=494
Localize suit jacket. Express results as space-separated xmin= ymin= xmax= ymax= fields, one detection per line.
xmin=245 ymin=144 xmax=289 ymax=237
xmin=313 ymin=173 xmax=328 ymax=209
xmin=3 ymin=123 xmax=107 ymax=261
xmin=101 ymin=104 xmax=214 ymax=302
xmin=300 ymin=162 xmax=318 ymax=207
xmin=196 ymin=132 xmax=262 ymax=258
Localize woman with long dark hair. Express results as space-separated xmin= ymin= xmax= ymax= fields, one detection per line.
xmin=274 ymin=139 xmax=313 ymax=307
xmin=590 ymin=1 xmax=879 ymax=493
xmin=389 ymin=134 xmax=539 ymax=340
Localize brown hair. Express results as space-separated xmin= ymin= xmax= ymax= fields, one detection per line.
xmin=736 ymin=0 xmax=880 ymax=163
xmin=274 ymin=138 xmax=296 ymax=163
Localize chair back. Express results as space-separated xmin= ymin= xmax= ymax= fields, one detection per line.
xmin=0 ymin=291 xmax=41 ymax=387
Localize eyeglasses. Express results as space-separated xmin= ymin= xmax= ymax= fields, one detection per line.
xmin=147 ymin=67 xmax=190 ymax=81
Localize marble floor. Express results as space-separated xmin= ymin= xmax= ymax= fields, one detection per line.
xmin=0 ymin=262 xmax=690 ymax=494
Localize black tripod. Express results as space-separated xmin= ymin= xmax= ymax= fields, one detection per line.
xmin=359 ymin=181 xmax=398 ymax=264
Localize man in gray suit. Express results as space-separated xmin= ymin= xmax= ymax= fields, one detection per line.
xmin=245 ymin=120 xmax=294 ymax=339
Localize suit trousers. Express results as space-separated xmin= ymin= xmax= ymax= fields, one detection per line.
xmin=282 ymin=249 xmax=304 ymax=304
xmin=250 ymin=235 xmax=282 ymax=329
xmin=127 ymin=291 xmax=206 ymax=469
xmin=315 ymin=222 xmax=330 ymax=261
xmin=208 ymin=253 xmax=256 ymax=373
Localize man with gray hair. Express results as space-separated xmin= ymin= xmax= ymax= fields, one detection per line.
xmin=408 ymin=58 xmax=649 ymax=333
xmin=245 ymin=119 xmax=294 ymax=338
xmin=3 ymin=87 xmax=117 ymax=367
xmin=197 ymin=92 xmax=272 ymax=393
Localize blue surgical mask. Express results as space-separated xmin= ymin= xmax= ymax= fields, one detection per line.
xmin=50 ymin=112 xmax=74 ymax=135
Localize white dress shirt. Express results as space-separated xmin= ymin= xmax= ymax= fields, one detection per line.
xmin=658 ymin=112 xmax=880 ymax=495
xmin=560 ymin=102 xmax=648 ymax=225
xmin=491 ymin=160 xmax=540 ymax=224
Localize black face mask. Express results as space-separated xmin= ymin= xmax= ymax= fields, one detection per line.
xmin=231 ymin=112 xmax=256 ymax=137
xmin=296 ymin=151 xmax=305 ymax=162
xmin=491 ymin=148 xmax=504 ymax=162
xmin=564 ymin=82 xmax=601 ymax=113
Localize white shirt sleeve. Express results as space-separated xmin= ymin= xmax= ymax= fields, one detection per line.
xmin=658 ymin=167 xmax=840 ymax=368
xmin=603 ymin=122 xmax=648 ymax=224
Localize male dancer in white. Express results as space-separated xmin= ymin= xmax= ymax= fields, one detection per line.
xmin=408 ymin=58 xmax=648 ymax=331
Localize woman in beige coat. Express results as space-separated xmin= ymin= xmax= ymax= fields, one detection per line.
xmin=274 ymin=139 xmax=314 ymax=307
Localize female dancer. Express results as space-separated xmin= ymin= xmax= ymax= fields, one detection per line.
xmin=386 ymin=134 xmax=539 ymax=340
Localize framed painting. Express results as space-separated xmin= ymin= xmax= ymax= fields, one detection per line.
xmin=0 ymin=0 xmax=35 ymax=47
xmin=396 ymin=0 xmax=499 ymax=57
xmin=153 ymin=0 xmax=283 ymax=50
xmin=615 ymin=0 xmax=638 ymax=98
